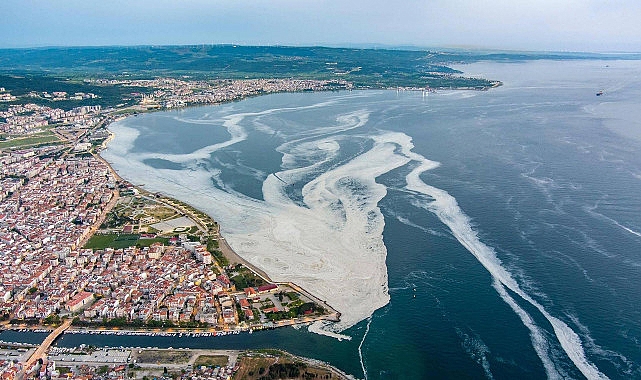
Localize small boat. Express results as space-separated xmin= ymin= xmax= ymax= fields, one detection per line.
xmin=596 ymin=90 xmax=604 ymax=96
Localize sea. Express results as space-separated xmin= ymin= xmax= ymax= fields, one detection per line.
xmin=5 ymin=59 xmax=641 ymax=379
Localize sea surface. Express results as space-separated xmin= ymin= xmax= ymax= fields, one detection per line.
xmin=6 ymin=59 xmax=641 ymax=379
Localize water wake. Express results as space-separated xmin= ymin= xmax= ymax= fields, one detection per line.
xmin=456 ymin=327 xmax=495 ymax=380
xmin=584 ymin=206 xmax=641 ymax=238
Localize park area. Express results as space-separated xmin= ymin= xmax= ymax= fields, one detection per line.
xmin=83 ymin=233 xmax=168 ymax=249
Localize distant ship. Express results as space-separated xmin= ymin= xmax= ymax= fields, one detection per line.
xmin=596 ymin=90 xmax=604 ymax=96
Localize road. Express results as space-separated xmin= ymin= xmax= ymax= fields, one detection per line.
xmin=21 ymin=319 xmax=73 ymax=376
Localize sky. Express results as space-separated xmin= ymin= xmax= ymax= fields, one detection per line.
xmin=1 ymin=0 xmax=641 ymax=52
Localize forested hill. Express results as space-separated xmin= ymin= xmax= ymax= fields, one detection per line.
xmin=0 ymin=45 xmax=502 ymax=89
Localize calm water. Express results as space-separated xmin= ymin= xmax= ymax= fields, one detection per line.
xmin=8 ymin=60 xmax=641 ymax=379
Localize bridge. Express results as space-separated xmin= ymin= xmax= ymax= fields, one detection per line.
xmin=20 ymin=319 xmax=73 ymax=377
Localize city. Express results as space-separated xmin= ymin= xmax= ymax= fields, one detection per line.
xmin=1 ymin=77 xmax=346 ymax=379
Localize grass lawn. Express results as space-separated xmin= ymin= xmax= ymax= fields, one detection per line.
xmin=137 ymin=237 xmax=170 ymax=247
xmin=235 ymin=353 xmax=336 ymax=380
xmin=193 ymin=355 xmax=228 ymax=367
xmin=0 ymin=131 xmax=61 ymax=149
xmin=234 ymin=356 xmax=277 ymax=380
xmin=84 ymin=233 xmax=169 ymax=249
xmin=146 ymin=206 xmax=179 ymax=220
xmin=136 ymin=350 xmax=192 ymax=364
xmin=84 ymin=234 xmax=140 ymax=249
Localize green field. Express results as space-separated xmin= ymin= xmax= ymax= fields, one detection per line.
xmin=137 ymin=237 xmax=170 ymax=247
xmin=194 ymin=355 xmax=228 ymax=367
xmin=0 ymin=131 xmax=60 ymax=149
xmin=83 ymin=233 xmax=168 ymax=250
xmin=136 ymin=350 xmax=193 ymax=364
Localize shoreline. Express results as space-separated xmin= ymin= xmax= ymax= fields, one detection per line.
xmin=0 ymin=339 xmax=354 ymax=379
xmin=85 ymin=85 xmax=496 ymax=334
xmin=97 ymin=91 xmax=398 ymax=332
xmin=97 ymin=99 xmax=345 ymax=330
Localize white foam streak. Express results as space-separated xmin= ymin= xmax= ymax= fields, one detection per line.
xmin=246 ymin=132 xmax=412 ymax=330
xmin=358 ymin=316 xmax=372 ymax=380
xmin=308 ymin=321 xmax=352 ymax=341
xmin=279 ymin=110 xmax=370 ymax=159
xmin=492 ymin=281 xmax=561 ymax=379
xmin=403 ymin=147 xmax=609 ymax=380
xmin=122 ymin=99 xmax=340 ymax=165
xmin=456 ymin=327 xmax=495 ymax=380
xmin=584 ymin=206 xmax=641 ymax=238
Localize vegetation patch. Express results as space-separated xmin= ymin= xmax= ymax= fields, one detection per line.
xmin=0 ymin=46 xmax=504 ymax=89
xmin=230 ymin=265 xmax=268 ymax=289
xmin=235 ymin=352 xmax=338 ymax=380
xmin=136 ymin=237 xmax=170 ymax=247
xmin=193 ymin=355 xmax=228 ymax=367
xmin=135 ymin=349 xmax=192 ymax=364
xmin=83 ymin=233 xmax=140 ymax=249
xmin=234 ymin=356 xmax=277 ymax=380
xmin=0 ymin=131 xmax=60 ymax=149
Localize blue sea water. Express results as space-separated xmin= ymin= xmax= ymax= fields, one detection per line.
xmin=7 ymin=59 xmax=641 ymax=379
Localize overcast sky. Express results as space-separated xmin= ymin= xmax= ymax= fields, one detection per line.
xmin=1 ymin=0 xmax=640 ymax=52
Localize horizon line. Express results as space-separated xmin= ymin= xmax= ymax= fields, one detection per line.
xmin=0 ymin=42 xmax=640 ymax=56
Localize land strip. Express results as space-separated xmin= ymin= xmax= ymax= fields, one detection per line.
xmin=8 ymin=346 xmax=352 ymax=379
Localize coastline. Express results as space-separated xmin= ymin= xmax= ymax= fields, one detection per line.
xmin=97 ymin=88 xmax=352 ymax=332
xmin=97 ymin=118 xmax=343 ymax=329
xmin=4 ymin=82 xmax=499 ymax=336
xmin=98 ymin=93 xmax=393 ymax=332
xmin=6 ymin=57 xmax=641 ymax=380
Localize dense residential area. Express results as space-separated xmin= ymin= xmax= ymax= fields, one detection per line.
xmin=0 ymin=54 xmax=463 ymax=379
xmin=0 ymin=147 xmax=333 ymax=333
xmin=0 ymin=77 xmax=341 ymax=335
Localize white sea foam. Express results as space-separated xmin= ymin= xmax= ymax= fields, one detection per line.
xmin=308 ymin=321 xmax=352 ymax=341
xmin=104 ymin=107 xmax=402 ymax=333
xmin=358 ymin=316 xmax=372 ymax=380
xmin=569 ymin=314 xmax=637 ymax=376
xmin=456 ymin=327 xmax=495 ymax=380
xmin=243 ymin=131 xmax=411 ymax=330
xmin=105 ymin=94 xmax=607 ymax=377
xmin=584 ymin=206 xmax=641 ymax=238
xmin=493 ymin=281 xmax=561 ymax=379
xmin=401 ymin=143 xmax=609 ymax=379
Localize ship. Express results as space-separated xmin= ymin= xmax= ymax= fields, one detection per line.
xmin=596 ymin=90 xmax=604 ymax=96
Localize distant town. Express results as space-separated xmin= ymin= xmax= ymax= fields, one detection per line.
xmin=0 ymin=78 xmax=351 ymax=379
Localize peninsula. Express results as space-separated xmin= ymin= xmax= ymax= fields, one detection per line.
xmin=0 ymin=44 xmax=507 ymax=379
xmin=1 ymin=79 xmax=349 ymax=378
